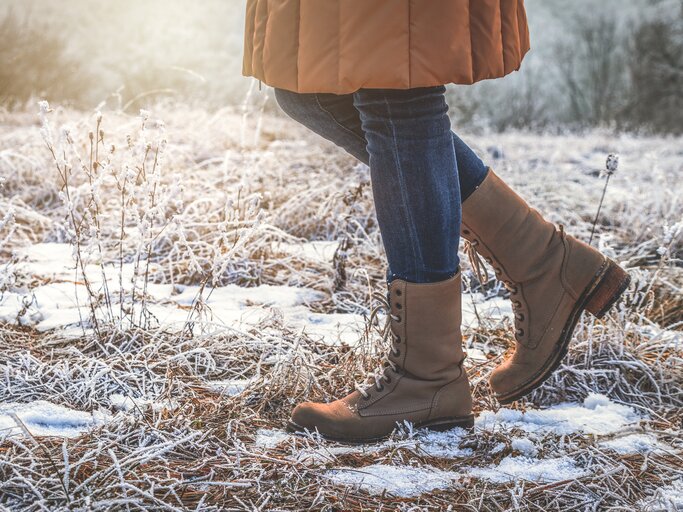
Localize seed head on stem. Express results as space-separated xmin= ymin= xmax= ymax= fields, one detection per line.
xmin=589 ymin=153 xmax=619 ymax=246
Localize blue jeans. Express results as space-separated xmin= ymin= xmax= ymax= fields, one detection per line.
xmin=274 ymin=85 xmax=489 ymax=284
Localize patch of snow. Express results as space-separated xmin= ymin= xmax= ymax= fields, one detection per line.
xmin=600 ymin=434 xmax=671 ymax=455
xmin=294 ymin=445 xmax=364 ymax=466
xmin=464 ymin=346 xmax=490 ymax=362
xmin=284 ymin=307 xmax=365 ymax=346
xmin=640 ymin=479 xmax=683 ymax=512
xmin=467 ymin=455 xmax=587 ymax=484
xmin=22 ymin=243 xmax=74 ymax=276
xmin=254 ymin=428 xmax=291 ymax=449
xmin=491 ymin=442 xmax=507 ymax=455
xmin=3 ymin=243 xmax=365 ymax=343
xmin=325 ymin=464 xmax=459 ymax=497
xmin=207 ymin=378 xmax=253 ymax=396
xmin=461 ymin=292 xmax=512 ymax=330
xmin=511 ymin=437 xmax=538 ymax=457
xmin=477 ymin=393 xmax=642 ymax=436
xmin=413 ymin=426 xmax=474 ymax=458
xmin=0 ymin=401 xmax=111 ymax=439
xmin=276 ymin=240 xmax=339 ymax=263
xmin=172 ymin=282 xmax=325 ymax=310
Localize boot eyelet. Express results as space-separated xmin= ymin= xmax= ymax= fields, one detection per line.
xmin=392 ymin=348 xmax=401 ymax=357
xmin=395 ymin=315 xmax=402 ymax=323
xmin=396 ymin=302 xmax=402 ymax=310
xmin=376 ymin=385 xmax=385 ymax=392
xmin=395 ymin=289 xmax=402 ymax=296
xmin=385 ymin=376 xmax=392 ymax=384
xmin=516 ymin=329 xmax=524 ymax=337
xmin=463 ymin=229 xmax=470 ymax=235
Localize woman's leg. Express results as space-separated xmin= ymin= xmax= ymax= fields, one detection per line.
xmin=285 ymin=86 xmax=473 ymax=441
xmin=273 ymin=87 xmax=489 ymax=202
xmin=350 ymin=85 xmax=461 ymax=283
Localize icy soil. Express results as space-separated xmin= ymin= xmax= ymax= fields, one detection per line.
xmin=1 ymin=392 xmax=672 ymax=498
xmin=251 ymin=394 xmax=675 ymax=497
xmin=0 ymin=238 xmax=678 ymax=504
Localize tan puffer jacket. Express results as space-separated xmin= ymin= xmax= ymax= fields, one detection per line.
xmin=242 ymin=0 xmax=530 ymax=94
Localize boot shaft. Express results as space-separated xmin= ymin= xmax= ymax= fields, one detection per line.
xmin=386 ymin=272 xmax=465 ymax=382
xmin=462 ymin=170 xmax=566 ymax=284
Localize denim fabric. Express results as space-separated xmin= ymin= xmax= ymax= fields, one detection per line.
xmin=273 ymin=86 xmax=489 ymax=200
xmin=274 ymin=85 xmax=489 ymax=284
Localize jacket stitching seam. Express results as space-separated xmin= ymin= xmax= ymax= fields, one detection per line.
xmin=337 ymin=0 xmax=341 ymax=92
xmin=295 ymin=0 xmax=301 ymax=91
xmin=260 ymin=0 xmax=270 ymax=82
xmin=467 ymin=0 xmax=474 ymax=81
xmin=408 ymin=0 xmax=412 ymax=88
xmin=499 ymin=0 xmax=506 ymax=73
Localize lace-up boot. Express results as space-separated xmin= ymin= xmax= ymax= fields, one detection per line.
xmin=461 ymin=169 xmax=631 ymax=404
xmin=287 ymin=271 xmax=473 ymax=443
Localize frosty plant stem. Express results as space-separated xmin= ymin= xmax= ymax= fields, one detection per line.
xmin=589 ymin=154 xmax=619 ymax=246
xmin=39 ymin=101 xmax=103 ymax=339
xmin=38 ymin=101 xmax=184 ymax=336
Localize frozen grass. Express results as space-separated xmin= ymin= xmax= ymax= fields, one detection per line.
xmin=0 ymin=92 xmax=681 ymax=510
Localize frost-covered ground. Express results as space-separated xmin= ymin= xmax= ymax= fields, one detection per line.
xmin=0 ymin=98 xmax=681 ymax=510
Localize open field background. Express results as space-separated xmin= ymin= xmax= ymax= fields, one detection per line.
xmin=1 ymin=0 xmax=682 ymax=133
xmin=0 ymin=0 xmax=682 ymax=510
xmin=0 ymin=94 xmax=681 ymax=509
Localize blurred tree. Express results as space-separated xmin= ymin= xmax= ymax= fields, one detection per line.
xmin=622 ymin=1 xmax=683 ymax=134
xmin=554 ymin=13 xmax=629 ymax=128
xmin=0 ymin=10 xmax=89 ymax=107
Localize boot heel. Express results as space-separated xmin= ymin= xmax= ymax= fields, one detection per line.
xmin=585 ymin=260 xmax=630 ymax=318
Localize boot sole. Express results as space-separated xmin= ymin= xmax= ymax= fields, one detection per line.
xmin=285 ymin=414 xmax=475 ymax=445
xmin=495 ymin=258 xmax=631 ymax=405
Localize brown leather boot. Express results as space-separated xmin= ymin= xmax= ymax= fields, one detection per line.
xmin=462 ymin=169 xmax=630 ymax=404
xmin=287 ymin=271 xmax=473 ymax=443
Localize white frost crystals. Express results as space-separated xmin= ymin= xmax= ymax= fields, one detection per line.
xmin=324 ymin=456 xmax=588 ymax=497
xmin=639 ymin=479 xmax=683 ymax=512
xmin=476 ymin=393 xmax=643 ymax=436
xmin=325 ymin=464 xmax=459 ymax=498
xmin=0 ymin=401 xmax=111 ymax=440
xmin=466 ymin=455 xmax=587 ymax=484
xmin=0 ymin=242 xmax=367 ymax=345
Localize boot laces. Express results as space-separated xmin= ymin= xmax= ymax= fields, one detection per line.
xmin=466 ymin=236 xmax=526 ymax=341
xmin=355 ymin=289 xmax=402 ymax=400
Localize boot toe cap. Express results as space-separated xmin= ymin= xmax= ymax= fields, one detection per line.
xmin=289 ymin=399 xmax=366 ymax=440
xmin=489 ymin=360 xmax=532 ymax=396
xmin=289 ymin=401 xmax=323 ymax=431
